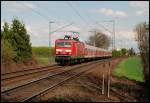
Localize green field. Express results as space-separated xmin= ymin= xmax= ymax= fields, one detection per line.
xmin=113 ymin=56 xmax=144 ymax=82
xmin=32 ymin=47 xmax=55 ymax=65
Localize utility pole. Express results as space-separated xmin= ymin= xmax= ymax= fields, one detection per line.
xmin=96 ymin=21 xmax=112 ymax=50
xmin=88 ymin=30 xmax=96 ymax=47
xmin=113 ymin=20 xmax=115 ymax=50
xmin=49 ymin=21 xmax=55 ymax=63
xmin=97 ymin=20 xmax=115 ymax=50
xmin=94 ymin=31 xmax=96 ymax=47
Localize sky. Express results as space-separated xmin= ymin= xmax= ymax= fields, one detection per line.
xmin=1 ymin=1 xmax=149 ymax=52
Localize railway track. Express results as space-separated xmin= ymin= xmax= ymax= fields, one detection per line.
xmin=1 ymin=64 xmax=58 ymax=80
xmin=1 ymin=65 xmax=64 ymax=92
xmin=1 ymin=59 xmax=111 ymax=102
xmin=77 ymin=80 xmax=135 ymax=102
xmin=110 ymin=88 xmax=136 ymax=102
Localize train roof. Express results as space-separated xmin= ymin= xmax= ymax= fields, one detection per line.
xmin=55 ymin=39 xmax=78 ymax=42
xmin=84 ymin=43 xmax=110 ymax=52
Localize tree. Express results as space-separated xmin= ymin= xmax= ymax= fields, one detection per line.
xmin=134 ymin=22 xmax=149 ymax=84
xmin=11 ymin=18 xmax=32 ymax=61
xmin=1 ymin=22 xmax=17 ymax=63
xmin=128 ymin=48 xmax=135 ymax=56
xmin=86 ymin=31 xmax=111 ymax=49
xmin=1 ymin=22 xmax=11 ymax=40
xmin=121 ymin=48 xmax=128 ymax=56
xmin=1 ymin=18 xmax=32 ymax=62
xmin=112 ymin=49 xmax=122 ymax=57
xmin=1 ymin=38 xmax=17 ymax=63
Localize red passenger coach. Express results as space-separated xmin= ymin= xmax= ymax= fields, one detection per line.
xmin=55 ymin=38 xmax=112 ymax=65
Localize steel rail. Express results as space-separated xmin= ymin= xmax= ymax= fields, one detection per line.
xmin=1 ymin=65 xmax=61 ymax=81
xmin=1 ymin=64 xmax=57 ymax=76
xmin=110 ymin=88 xmax=135 ymax=102
xmin=1 ymin=59 xmax=108 ymax=94
xmin=22 ymin=60 xmax=104 ymax=102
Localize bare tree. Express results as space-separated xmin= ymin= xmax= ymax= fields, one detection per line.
xmin=134 ymin=22 xmax=149 ymax=84
xmin=86 ymin=31 xmax=111 ymax=49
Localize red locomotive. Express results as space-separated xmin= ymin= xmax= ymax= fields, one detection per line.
xmin=55 ymin=36 xmax=112 ymax=65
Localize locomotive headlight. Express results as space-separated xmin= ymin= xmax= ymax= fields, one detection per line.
xmin=56 ymin=51 xmax=59 ymax=54
xmin=56 ymin=49 xmax=62 ymax=52
xmin=65 ymin=50 xmax=72 ymax=52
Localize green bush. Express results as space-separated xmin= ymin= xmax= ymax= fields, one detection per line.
xmin=112 ymin=49 xmax=122 ymax=57
xmin=1 ymin=39 xmax=16 ymax=63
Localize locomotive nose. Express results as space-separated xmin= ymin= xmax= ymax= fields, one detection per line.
xmin=56 ymin=49 xmax=72 ymax=55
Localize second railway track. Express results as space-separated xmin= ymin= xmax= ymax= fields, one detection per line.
xmin=1 ymin=65 xmax=64 ymax=92
xmin=1 ymin=64 xmax=58 ymax=80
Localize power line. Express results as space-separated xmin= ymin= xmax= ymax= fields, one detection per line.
xmin=74 ymin=1 xmax=96 ymax=28
xmin=51 ymin=23 xmax=74 ymax=34
xmin=66 ymin=1 xmax=93 ymax=28
xmin=16 ymin=2 xmax=74 ymax=34
xmin=96 ymin=22 xmax=113 ymax=34
xmin=74 ymin=2 xmax=115 ymax=49
xmin=17 ymin=2 xmax=52 ymax=22
xmin=18 ymin=1 xmax=92 ymax=35
xmin=35 ymin=1 xmax=70 ymax=25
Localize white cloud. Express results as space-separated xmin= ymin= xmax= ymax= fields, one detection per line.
xmin=3 ymin=1 xmax=36 ymax=12
xmin=25 ymin=23 xmax=49 ymax=46
xmin=61 ymin=25 xmax=80 ymax=32
xmin=116 ymin=30 xmax=136 ymax=40
xmin=26 ymin=24 xmax=48 ymax=37
xmin=129 ymin=1 xmax=148 ymax=8
xmin=115 ymin=11 xmax=127 ymax=17
xmin=89 ymin=8 xmax=128 ymax=18
xmin=100 ymin=8 xmax=114 ymax=16
xmin=129 ymin=1 xmax=149 ymax=16
xmin=114 ymin=30 xmax=138 ymax=51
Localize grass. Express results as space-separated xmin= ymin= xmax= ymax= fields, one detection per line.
xmin=32 ymin=47 xmax=55 ymax=65
xmin=113 ymin=56 xmax=144 ymax=82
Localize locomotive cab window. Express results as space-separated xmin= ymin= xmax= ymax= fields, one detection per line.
xmin=56 ymin=42 xmax=72 ymax=47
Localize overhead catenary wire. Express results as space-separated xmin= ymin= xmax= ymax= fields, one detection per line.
xmin=17 ymin=1 xmax=51 ymax=22
xmin=74 ymin=1 xmax=113 ymax=38
xmin=51 ymin=23 xmax=74 ymax=34
xmin=34 ymin=1 xmax=72 ymax=27
xmin=66 ymin=1 xmax=93 ymax=29
xmin=96 ymin=22 xmax=113 ymax=34
xmin=15 ymin=1 xmax=74 ymax=34
xmin=75 ymin=2 xmax=112 ymax=34
xmin=74 ymin=1 xmax=97 ymax=28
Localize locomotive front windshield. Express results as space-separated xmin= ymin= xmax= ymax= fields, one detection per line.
xmin=56 ymin=42 xmax=72 ymax=47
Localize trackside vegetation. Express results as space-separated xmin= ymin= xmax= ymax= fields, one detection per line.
xmin=1 ymin=18 xmax=32 ymax=62
xmin=112 ymin=48 xmax=135 ymax=57
xmin=113 ymin=56 xmax=144 ymax=82
xmin=32 ymin=47 xmax=55 ymax=65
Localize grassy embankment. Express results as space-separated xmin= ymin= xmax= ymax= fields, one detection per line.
xmin=113 ymin=56 xmax=144 ymax=82
xmin=32 ymin=47 xmax=55 ymax=65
